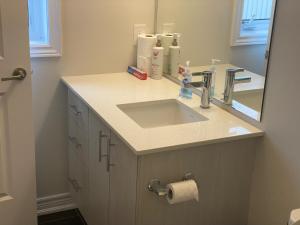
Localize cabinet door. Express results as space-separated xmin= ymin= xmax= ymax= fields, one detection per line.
xmin=88 ymin=111 xmax=110 ymax=225
xmin=109 ymin=132 xmax=138 ymax=225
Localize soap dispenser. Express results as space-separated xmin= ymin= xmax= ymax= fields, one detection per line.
xmin=180 ymin=61 xmax=193 ymax=99
xmin=210 ymin=59 xmax=221 ymax=96
xmin=151 ymin=35 xmax=164 ymax=80
xmin=169 ymin=34 xmax=181 ymax=78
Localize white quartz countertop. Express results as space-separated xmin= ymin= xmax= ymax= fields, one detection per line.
xmin=62 ymin=73 xmax=263 ymax=155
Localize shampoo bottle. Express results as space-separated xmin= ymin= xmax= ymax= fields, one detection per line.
xmin=151 ymin=35 xmax=164 ymax=79
xmin=210 ymin=59 xmax=221 ymax=96
xmin=169 ymin=34 xmax=181 ymax=78
xmin=180 ymin=61 xmax=193 ymax=99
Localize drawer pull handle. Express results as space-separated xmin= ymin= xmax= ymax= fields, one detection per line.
xmin=70 ymin=105 xmax=82 ymax=116
xmin=106 ymin=138 xmax=116 ymax=172
xmin=68 ymin=178 xmax=81 ymax=192
xmin=68 ymin=136 xmax=82 ymax=148
xmin=99 ymin=131 xmax=108 ymax=162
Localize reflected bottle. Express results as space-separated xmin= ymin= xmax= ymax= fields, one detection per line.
xmin=169 ymin=34 xmax=181 ymax=78
xmin=180 ymin=61 xmax=193 ymax=99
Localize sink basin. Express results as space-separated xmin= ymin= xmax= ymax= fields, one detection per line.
xmin=117 ymin=99 xmax=208 ymax=128
xmin=233 ymin=90 xmax=263 ymax=112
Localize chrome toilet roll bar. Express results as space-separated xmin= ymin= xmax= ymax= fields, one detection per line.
xmin=147 ymin=172 xmax=195 ymax=197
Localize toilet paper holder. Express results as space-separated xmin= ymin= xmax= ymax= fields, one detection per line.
xmin=147 ymin=172 xmax=194 ymax=197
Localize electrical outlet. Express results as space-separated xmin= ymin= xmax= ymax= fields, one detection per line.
xmin=162 ymin=23 xmax=175 ymax=34
xmin=134 ymin=24 xmax=147 ymax=45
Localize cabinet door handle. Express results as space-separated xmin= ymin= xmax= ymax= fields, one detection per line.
xmin=68 ymin=136 xmax=82 ymax=148
xmin=106 ymin=137 xmax=116 ymax=172
xmin=98 ymin=131 xmax=108 ymax=162
xmin=70 ymin=105 xmax=82 ymax=116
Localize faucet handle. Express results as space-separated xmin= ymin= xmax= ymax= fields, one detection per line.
xmin=200 ymin=71 xmax=213 ymax=76
xmin=226 ymin=68 xmax=245 ymax=77
xmin=192 ymin=71 xmax=213 ymax=77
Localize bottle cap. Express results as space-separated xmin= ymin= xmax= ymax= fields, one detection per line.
xmin=185 ymin=61 xmax=191 ymax=75
xmin=211 ymin=59 xmax=221 ymax=65
xmin=156 ymin=35 xmax=162 ymax=47
xmin=172 ymin=33 xmax=181 ymax=46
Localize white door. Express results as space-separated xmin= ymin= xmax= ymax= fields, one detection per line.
xmin=0 ymin=0 xmax=37 ymax=224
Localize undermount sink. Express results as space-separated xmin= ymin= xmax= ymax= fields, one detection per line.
xmin=117 ymin=99 xmax=208 ymax=128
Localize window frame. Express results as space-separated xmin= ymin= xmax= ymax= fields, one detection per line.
xmin=29 ymin=0 xmax=62 ymax=58
xmin=230 ymin=0 xmax=275 ymax=46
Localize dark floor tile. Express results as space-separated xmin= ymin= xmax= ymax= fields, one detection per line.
xmin=38 ymin=209 xmax=84 ymax=225
xmin=41 ymin=217 xmax=84 ymax=225
xmin=75 ymin=210 xmax=88 ymax=225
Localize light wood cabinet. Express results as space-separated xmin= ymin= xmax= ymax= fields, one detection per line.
xmin=87 ymin=111 xmax=110 ymax=225
xmin=67 ymin=90 xmax=89 ymax=218
xmin=68 ymin=89 xmax=137 ymax=225
xmin=109 ymin=132 xmax=137 ymax=225
xmin=67 ymin=89 xmax=258 ymax=225
xmin=87 ymin=111 xmax=137 ymax=225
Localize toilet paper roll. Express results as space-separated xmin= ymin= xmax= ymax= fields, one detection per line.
xmin=137 ymin=34 xmax=157 ymax=58
xmin=137 ymin=56 xmax=152 ymax=76
xmin=137 ymin=34 xmax=156 ymax=76
xmin=166 ymin=180 xmax=199 ymax=205
xmin=289 ymin=209 xmax=300 ymax=225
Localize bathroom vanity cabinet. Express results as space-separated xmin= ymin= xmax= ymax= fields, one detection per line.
xmin=68 ymin=90 xmax=137 ymax=225
xmin=67 ymin=88 xmax=260 ymax=225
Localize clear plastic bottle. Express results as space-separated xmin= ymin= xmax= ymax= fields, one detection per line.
xmin=180 ymin=61 xmax=193 ymax=99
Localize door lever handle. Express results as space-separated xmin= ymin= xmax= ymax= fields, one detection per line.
xmin=1 ymin=68 xmax=27 ymax=82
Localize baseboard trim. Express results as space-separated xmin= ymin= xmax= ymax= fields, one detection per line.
xmin=37 ymin=193 xmax=77 ymax=216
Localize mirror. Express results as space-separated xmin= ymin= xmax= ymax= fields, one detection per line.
xmin=155 ymin=0 xmax=276 ymax=121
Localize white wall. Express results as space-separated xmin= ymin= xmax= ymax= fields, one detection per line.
xmin=230 ymin=45 xmax=266 ymax=76
xmin=32 ymin=0 xmax=155 ymax=198
xmin=157 ymin=0 xmax=233 ymax=66
xmin=248 ymin=1 xmax=300 ymax=224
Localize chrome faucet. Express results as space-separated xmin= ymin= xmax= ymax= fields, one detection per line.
xmin=223 ymin=68 xmax=250 ymax=105
xmin=186 ymin=71 xmax=212 ymax=109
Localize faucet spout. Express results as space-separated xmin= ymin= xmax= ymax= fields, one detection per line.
xmin=223 ymin=68 xmax=246 ymax=105
xmin=186 ymin=71 xmax=212 ymax=109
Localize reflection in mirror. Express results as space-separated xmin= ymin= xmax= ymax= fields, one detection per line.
xmin=0 ymin=98 xmax=6 ymax=195
xmin=0 ymin=10 xmax=4 ymax=58
xmin=156 ymin=0 xmax=276 ymax=121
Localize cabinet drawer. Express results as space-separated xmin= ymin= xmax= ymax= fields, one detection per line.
xmin=68 ymin=143 xmax=89 ymax=215
xmin=68 ymin=90 xmax=89 ymax=135
xmin=68 ymin=144 xmax=87 ymax=189
xmin=68 ymin=115 xmax=89 ymax=168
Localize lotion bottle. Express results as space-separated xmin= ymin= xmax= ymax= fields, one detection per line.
xmin=169 ymin=34 xmax=181 ymax=78
xmin=151 ymin=35 xmax=164 ymax=79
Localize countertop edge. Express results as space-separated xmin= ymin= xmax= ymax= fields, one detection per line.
xmin=133 ymin=131 xmax=264 ymax=155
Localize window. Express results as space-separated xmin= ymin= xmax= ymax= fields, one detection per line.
xmin=231 ymin=0 xmax=275 ymax=46
xmin=28 ymin=0 xmax=62 ymax=57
